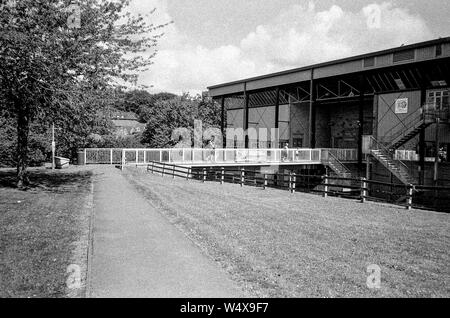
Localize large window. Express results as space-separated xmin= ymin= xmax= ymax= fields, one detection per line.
xmin=427 ymin=89 xmax=449 ymax=110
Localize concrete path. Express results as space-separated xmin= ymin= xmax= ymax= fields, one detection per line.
xmin=88 ymin=166 xmax=243 ymax=298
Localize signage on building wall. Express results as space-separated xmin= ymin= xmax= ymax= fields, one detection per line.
xmin=394 ymin=98 xmax=408 ymax=114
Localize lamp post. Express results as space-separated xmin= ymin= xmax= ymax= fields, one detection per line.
xmin=52 ymin=123 xmax=56 ymax=170
xmin=51 ymin=123 xmax=62 ymax=170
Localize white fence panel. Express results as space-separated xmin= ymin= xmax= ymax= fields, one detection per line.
xmin=84 ymin=148 xmax=356 ymax=165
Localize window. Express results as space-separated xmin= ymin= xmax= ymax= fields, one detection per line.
xmin=393 ymin=49 xmax=415 ymax=63
xmin=427 ymin=90 xmax=450 ymax=110
xmin=444 ymin=91 xmax=449 ymax=110
xmin=293 ymin=138 xmax=303 ymax=148
xmin=436 ymin=44 xmax=442 ymax=57
xmin=363 ymin=57 xmax=375 ymax=68
xmin=279 ymin=140 xmax=289 ymax=148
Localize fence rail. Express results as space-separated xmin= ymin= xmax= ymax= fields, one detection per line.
xmin=84 ymin=147 xmax=358 ymax=166
xmin=140 ymin=161 xmax=450 ymax=212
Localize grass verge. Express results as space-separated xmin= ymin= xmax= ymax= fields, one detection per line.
xmin=0 ymin=167 xmax=93 ymax=298
xmin=124 ymin=168 xmax=450 ymax=298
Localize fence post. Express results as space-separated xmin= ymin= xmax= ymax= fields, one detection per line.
xmin=84 ymin=149 xmax=87 ymax=165
xmin=406 ymin=184 xmax=413 ymax=210
xmin=135 ymin=150 xmax=138 ymax=165
xmin=323 ymin=174 xmax=328 ymax=198
xmin=292 ymin=173 xmax=296 ymax=193
xmin=360 ymin=177 xmax=367 ymax=203
xmin=143 ymin=150 xmax=147 ymax=164
xmin=186 ymin=167 xmax=191 ymax=181
xmin=150 ymin=162 xmax=154 ymax=174
xmin=110 ymin=149 xmax=113 ymax=165
xmin=203 ymin=168 xmax=207 ymax=182
xmin=121 ymin=149 xmax=125 ymax=171
xmin=289 ymin=172 xmax=292 ymax=192
xmin=221 ymin=167 xmax=224 ymax=184
xmin=263 ymin=174 xmax=268 ymax=190
xmin=240 ymin=168 xmax=245 ymax=187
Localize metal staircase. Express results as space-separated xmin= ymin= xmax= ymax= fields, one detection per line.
xmin=383 ymin=107 xmax=433 ymax=151
xmin=323 ymin=152 xmax=353 ymax=178
xmin=321 ymin=151 xmax=359 ymax=189
xmin=370 ymin=137 xmax=417 ymax=185
xmin=369 ymin=104 xmax=450 ymax=185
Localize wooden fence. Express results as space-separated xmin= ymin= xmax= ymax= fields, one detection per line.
xmin=143 ymin=161 xmax=450 ymax=213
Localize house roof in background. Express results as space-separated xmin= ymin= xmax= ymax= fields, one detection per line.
xmin=112 ymin=120 xmax=146 ymax=128
xmin=110 ymin=110 xmax=138 ymax=121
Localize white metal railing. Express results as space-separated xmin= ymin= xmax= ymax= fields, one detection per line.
xmin=394 ymin=150 xmax=419 ymax=161
xmin=320 ymin=148 xmax=358 ymax=162
xmin=83 ymin=148 xmax=358 ymax=166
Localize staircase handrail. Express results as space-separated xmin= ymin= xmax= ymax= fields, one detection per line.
xmin=322 ymin=150 xmax=351 ymax=176
xmin=370 ymin=136 xmax=418 ymax=184
xmin=369 ymin=136 xmax=410 ymax=172
xmin=382 ymin=107 xmax=424 ymax=146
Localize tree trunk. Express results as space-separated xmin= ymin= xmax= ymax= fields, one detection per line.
xmin=16 ymin=105 xmax=30 ymax=188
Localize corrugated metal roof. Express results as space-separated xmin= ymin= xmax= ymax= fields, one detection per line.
xmin=207 ymin=37 xmax=450 ymax=96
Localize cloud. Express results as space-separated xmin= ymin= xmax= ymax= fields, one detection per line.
xmin=130 ymin=1 xmax=434 ymax=94
xmin=238 ymin=2 xmax=433 ymax=70
xmin=140 ymin=45 xmax=257 ymax=94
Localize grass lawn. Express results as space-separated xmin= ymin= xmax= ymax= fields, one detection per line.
xmin=124 ymin=168 xmax=450 ymax=298
xmin=0 ymin=167 xmax=93 ymax=298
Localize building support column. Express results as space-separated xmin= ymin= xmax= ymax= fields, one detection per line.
xmin=244 ymin=83 xmax=249 ymax=148
xmin=220 ymin=97 xmax=225 ymax=147
xmin=366 ymin=155 xmax=371 ymax=180
xmin=308 ymin=69 xmax=316 ymax=148
xmin=275 ymin=87 xmax=280 ymax=129
xmin=419 ymin=87 xmax=427 ymax=184
xmin=274 ymin=87 xmax=280 ymax=148
xmin=358 ymin=75 xmax=365 ymax=169
xmin=419 ymin=129 xmax=426 ymax=184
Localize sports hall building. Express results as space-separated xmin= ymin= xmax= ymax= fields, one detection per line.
xmin=207 ymin=37 xmax=450 ymax=186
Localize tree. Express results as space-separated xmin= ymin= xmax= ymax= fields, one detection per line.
xmin=141 ymin=94 xmax=221 ymax=148
xmin=112 ymin=89 xmax=177 ymax=122
xmin=136 ymin=91 xmax=177 ymax=122
xmin=0 ymin=0 xmax=168 ymax=187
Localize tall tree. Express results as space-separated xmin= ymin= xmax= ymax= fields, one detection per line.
xmin=0 ymin=0 xmax=168 ymax=187
xmin=141 ymin=94 xmax=221 ymax=148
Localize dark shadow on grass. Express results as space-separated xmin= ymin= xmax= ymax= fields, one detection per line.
xmin=0 ymin=169 xmax=92 ymax=192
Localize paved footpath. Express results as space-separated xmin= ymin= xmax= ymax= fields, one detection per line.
xmin=88 ymin=166 xmax=243 ymax=298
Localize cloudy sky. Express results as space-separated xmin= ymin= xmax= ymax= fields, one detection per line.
xmin=127 ymin=0 xmax=450 ymax=94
